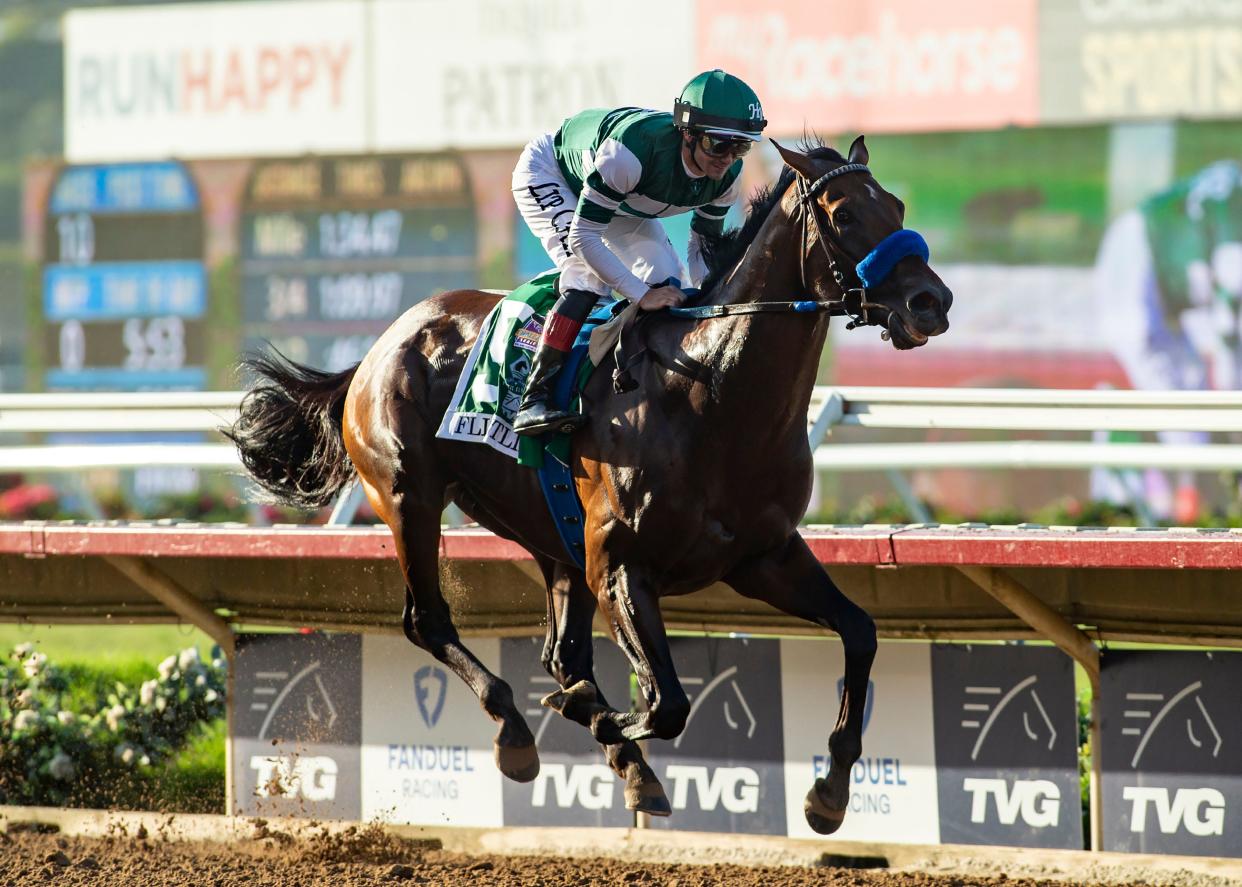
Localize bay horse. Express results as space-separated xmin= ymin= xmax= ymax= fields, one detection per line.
xmin=227 ymin=137 xmax=952 ymax=834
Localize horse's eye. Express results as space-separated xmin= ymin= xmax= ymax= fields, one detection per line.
xmin=833 ymin=209 xmax=852 ymax=226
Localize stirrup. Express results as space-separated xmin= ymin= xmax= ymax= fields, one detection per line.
xmin=514 ymin=406 xmax=584 ymax=436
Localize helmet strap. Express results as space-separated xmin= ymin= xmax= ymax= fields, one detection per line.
xmin=683 ymin=131 xmax=706 ymax=177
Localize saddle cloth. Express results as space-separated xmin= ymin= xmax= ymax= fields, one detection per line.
xmin=435 ymin=271 xmax=624 ymax=568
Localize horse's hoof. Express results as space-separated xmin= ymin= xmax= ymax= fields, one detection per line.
xmin=804 ymin=779 xmax=847 ymax=835
xmin=494 ymin=742 xmax=540 ymax=783
xmin=541 ymin=679 xmax=599 ymax=720
xmin=625 ymin=781 xmax=671 ymax=817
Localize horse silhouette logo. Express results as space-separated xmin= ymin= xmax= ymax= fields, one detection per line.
xmin=837 ymin=677 xmax=875 ymax=736
xmin=1121 ymin=680 xmax=1222 ymax=768
xmin=413 ymin=665 xmax=448 ymax=728
xmin=959 ymin=674 xmax=1057 ymax=761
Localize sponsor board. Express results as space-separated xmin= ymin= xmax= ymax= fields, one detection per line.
xmin=781 ymin=640 xmax=938 ymax=843
xmin=232 ymin=632 xmax=362 ymax=820
xmin=41 ymin=162 xmax=206 ymax=394
xmin=500 ymin=636 xmax=634 ymax=826
xmin=372 ymin=0 xmax=693 ymax=150
xmin=238 ymin=153 xmax=476 ymax=377
xmin=1040 ymin=0 xmax=1242 ymax=124
xmin=931 ymin=644 xmax=1081 ymax=848
xmin=64 ymin=1 xmax=368 ymax=160
xmin=645 ymin=637 xmax=786 ymax=835
xmin=1101 ymin=650 xmax=1242 ymax=856
xmin=699 ymin=0 xmax=1039 ymax=136
xmin=361 ymin=635 xmax=502 ymax=826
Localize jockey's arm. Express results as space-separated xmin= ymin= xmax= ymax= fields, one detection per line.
xmin=566 ymin=141 xmax=650 ymax=301
xmin=687 ymin=177 xmax=740 ymax=288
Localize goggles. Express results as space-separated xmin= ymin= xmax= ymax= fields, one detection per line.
xmin=696 ymin=132 xmax=753 ymax=158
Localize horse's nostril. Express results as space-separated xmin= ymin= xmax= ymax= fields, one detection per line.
xmin=909 ymin=291 xmax=939 ymax=315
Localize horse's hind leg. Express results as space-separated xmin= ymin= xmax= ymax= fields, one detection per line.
xmin=391 ymin=496 xmax=539 ymax=781
xmin=723 ymin=533 xmax=877 ymax=836
xmin=536 ymin=560 xmax=669 ymax=816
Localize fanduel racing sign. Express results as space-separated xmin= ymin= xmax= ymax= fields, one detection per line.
xmin=64 ymin=1 xmax=368 ymax=161
xmin=931 ymin=644 xmax=1081 ymax=849
xmin=1100 ymin=650 xmax=1242 ymax=856
xmin=360 ymin=635 xmax=503 ymax=826
xmin=781 ymin=639 xmax=939 ymax=843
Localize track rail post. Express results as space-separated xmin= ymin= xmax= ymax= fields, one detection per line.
xmin=955 ymin=564 xmax=1102 ymax=853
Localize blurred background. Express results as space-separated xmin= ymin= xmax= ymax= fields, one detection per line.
xmin=3 ymin=0 xmax=1241 ymax=526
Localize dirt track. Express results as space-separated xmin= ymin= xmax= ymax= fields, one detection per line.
xmin=0 ymin=823 xmax=1180 ymax=887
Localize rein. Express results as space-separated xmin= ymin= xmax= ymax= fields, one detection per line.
xmin=668 ymin=162 xmax=928 ymax=336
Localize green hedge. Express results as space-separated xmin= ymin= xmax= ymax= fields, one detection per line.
xmin=0 ymin=644 xmax=226 ymax=811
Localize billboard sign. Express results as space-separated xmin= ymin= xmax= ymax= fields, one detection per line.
xmin=1039 ymin=1 xmax=1242 ymax=124
xmin=645 ymin=637 xmax=787 ymax=835
xmin=64 ymin=1 xmax=368 ymax=161
xmin=781 ymin=640 xmax=939 ymax=843
xmin=231 ymin=632 xmax=363 ymax=819
xmin=1100 ymin=650 xmax=1242 ymax=856
xmin=499 ymin=636 xmax=634 ymax=826
xmin=239 ymin=153 xmax=476 ymax=371
xmin=41 ymin=162 xmax=206 ymax=391
xmin=699 ymin=0 xmax=1039 ymax=136
xmin=931 ymin=644 xmax=1082 ymax=849
xmin=372 ymin=0 xmax=694 ymax=150
xmin=361 ymin=634 xmax=503 ymax=826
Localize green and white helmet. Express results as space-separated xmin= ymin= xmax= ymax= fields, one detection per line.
xmin=673 ymin=69 xmax=767 ymax=141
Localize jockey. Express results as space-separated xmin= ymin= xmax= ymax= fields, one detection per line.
xmin=510 ymin=69 xmax=766 ymax=435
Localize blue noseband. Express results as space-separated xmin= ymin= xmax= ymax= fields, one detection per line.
xmin=855 ymin=228 xmax=930 ymax=289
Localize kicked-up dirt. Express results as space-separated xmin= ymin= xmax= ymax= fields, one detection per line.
xmin=0 ymin=821 xmax=1225 ymax=887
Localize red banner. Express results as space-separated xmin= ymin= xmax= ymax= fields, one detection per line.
xmin=699 ymin=0 xmax=1039 ymax=135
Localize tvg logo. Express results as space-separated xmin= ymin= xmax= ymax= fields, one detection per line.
xmin=963 ymin=778 xmax=1060 ymax=828
xmin=1124 ymin=787 xmax=1225 ymax=837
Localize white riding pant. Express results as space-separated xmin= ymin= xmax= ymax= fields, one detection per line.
xmin=511 ymin=132 xmax=684 ymax=298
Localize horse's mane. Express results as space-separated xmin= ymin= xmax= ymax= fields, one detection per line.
xmin=700 ymin=139 xmax=847 ymax=295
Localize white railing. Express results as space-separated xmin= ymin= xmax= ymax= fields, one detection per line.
xmin=0 ymin=392 xmax=242 ymax=471
xmin=6 ymin=386 xmax=1242 ymax=475
xmin=808 ymin=386 xmax=1242 ymax=471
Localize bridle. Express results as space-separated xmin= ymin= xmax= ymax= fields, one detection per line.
xmin=616 ymin=160 xmax=930 ymax=391
xmin=667 ymin=161 xmax=929 ymax=335
xmin=795 ymin=163 xmax=890 ymax=331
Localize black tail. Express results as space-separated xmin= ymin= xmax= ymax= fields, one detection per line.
xmin=223 ymin=351 xmax=359 ymax=509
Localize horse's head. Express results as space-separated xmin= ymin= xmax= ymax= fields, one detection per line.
xmin=775 ymin=137 xmax=952 ymax=350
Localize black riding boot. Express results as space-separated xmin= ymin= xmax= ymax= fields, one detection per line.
xmin=514 ymin=287 xmax=597 ymax=436
xmin=514 ymin=344 xmax=581 ymax=435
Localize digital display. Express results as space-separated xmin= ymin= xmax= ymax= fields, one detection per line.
xmin=41 ymin=161 xmax=206 ymax=391
xmin=240 ymin=154 xmax=477 ymax=371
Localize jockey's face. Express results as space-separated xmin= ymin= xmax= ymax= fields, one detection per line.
xmin=682 ymin=132 xmax=742 ymax=181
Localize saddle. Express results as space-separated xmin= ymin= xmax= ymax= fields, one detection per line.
xmin=588 ymin=277 xmax=698 ymax=395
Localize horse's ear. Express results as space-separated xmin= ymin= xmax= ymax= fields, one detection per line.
xmin=848 ymin=135 xmax=869 ymax=166
xmin=771 ymin=139 xmax=818 ymax=179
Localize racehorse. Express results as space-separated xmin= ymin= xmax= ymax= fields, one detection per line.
xmin=226 ymin=137 xmax=952 ymax=834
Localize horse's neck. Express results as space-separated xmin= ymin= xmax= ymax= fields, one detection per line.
xmin=683 ymin=202 xmax=830 ymax=430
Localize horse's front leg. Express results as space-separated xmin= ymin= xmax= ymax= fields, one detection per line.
xmin=536 ymin=560 xmax=670 ymax=816
xmin=724 ymin=533 xmax=877 ymax=835
xmin=589 ymin=563 xmax=690 ymax=745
